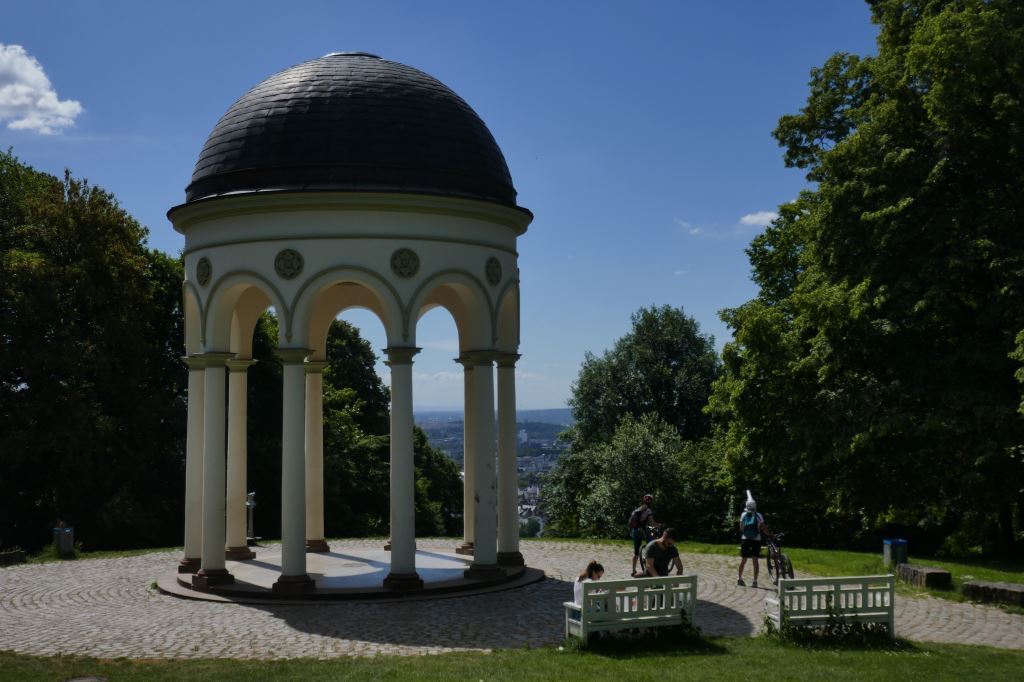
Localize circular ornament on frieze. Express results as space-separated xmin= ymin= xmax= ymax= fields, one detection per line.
xmin=274 ymin=249 xmax=304 ymax=279
xmin=485 ymin=257 xmax=502 ymax=286
xmin=390 ymin=248 xmax=420 ymax=279
xmin=196 ymin=257 xmax=212 ymax=286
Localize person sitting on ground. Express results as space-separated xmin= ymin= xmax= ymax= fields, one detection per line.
xmin=737 ymin=499 xmax=771 ymax=588
xmin=629 ymin=493 xmax=662 ymax=576
xmin=643 ymin=527 xmax=684 ymax=577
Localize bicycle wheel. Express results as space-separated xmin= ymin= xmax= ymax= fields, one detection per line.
xmin=783 ymin=554 xmax=794 ymax=579
xmin=766 ymin=550 xmax=778 ymax=585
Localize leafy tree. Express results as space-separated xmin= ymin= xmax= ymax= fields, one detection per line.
xmin=569 ymin=305 xmax=721 ymax=447
xmin=0 ymin=151 xmax=186 ymax=551
xmin=712 ymin=0 xmax=1024 ymax=555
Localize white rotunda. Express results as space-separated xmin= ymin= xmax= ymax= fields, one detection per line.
xmin=168 ymin=52 xmax=532 ymax=595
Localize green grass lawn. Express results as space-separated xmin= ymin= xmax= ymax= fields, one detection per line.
xmin=1 ymin=637 xmax=1021 ymax=681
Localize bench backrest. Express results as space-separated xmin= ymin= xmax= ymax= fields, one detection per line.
xmin=581 ymin=576 xmax=697 ymax=623
xmin=777 ymin=575 xmax=894 ymax=617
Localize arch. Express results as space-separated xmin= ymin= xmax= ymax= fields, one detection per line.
xmin=406 ymin=269 xmax=494 ymax=350
xmin=203 ymin=271 xmax=289 ymax=351
xmin=230 ymin=287 xmax=274 ymax=358
xmin=290 ymin=266 xmax=404 ymax=351
xmin=183 ymin=282 xmax=204 ymax=356
xmin=494 ymin=279 xmax=520 ymax=353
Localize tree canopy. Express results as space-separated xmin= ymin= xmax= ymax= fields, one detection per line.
xmin=711 ymin=0 xmax=1024 ymax=554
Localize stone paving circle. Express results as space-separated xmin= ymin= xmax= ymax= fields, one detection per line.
xmin=0 ymin=538 xmax=1021 ymax=659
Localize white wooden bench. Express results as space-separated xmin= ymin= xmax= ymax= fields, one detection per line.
xmin=563 ymin=575 xmax=697 ymax=643
xmin=765 ymin=575 xmax=895 ymax=637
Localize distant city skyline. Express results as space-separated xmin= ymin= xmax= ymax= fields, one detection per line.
xmin=1 ymin=1 xmax=879 ymax=408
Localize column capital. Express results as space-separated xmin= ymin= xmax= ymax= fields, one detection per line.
xmin=182 ymin=355 xmax=205 ymax=371
xmin=304 ymin=360 xmax=329 ymax=375
xmin=496 ymin=353 xmax=521 ymax=369
xmin=384 ymin=346 xmax=421 ymax=366
xmin=460 ymin=350 xmax=501 ymax=366
xmin=188 ymin=352 xmax=235 ymax=369
xmin=275 ymin=348 xmax=312 ymax=364
xmin=226 ymin=358 xmax=258 ymax=373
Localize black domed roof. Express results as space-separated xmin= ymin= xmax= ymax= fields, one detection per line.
xmin=185 ymin=52 xmax=518 ymax=207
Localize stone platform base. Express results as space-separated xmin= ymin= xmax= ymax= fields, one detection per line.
xmin=897 ymin=563 xmax=952 ymax=590
xmin=159 ymin=547 xmax=541 ymax=603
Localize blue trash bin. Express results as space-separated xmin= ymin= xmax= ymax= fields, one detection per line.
xmin=52 ymin=526 xmax=75 ymax=559
xmin=883 ymin=538 xmax=908 ymax=567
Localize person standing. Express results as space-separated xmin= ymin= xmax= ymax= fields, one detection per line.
xmin=629 ymin=494 xmax=660 ymax=576
xmin=737 ymin=499 xmax=770 ymax=587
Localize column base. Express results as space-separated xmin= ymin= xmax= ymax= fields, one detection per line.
xmin=177 ymin=557 xmax=201 ymax=574
xmin=305 ymin=539 xmax=330 ymax=553
xmin=383 ymin=572 xmax=424 ymax=591
xmin=455 ymin=542 xmax=475 ymax=556
xmin=464 ymin=563 xmax=505 ymax=580
xmin=497 ymin=551 xmax=525 ymax=567
xmin=192 ymin=568 xmax=234 ymax=591
xmin=225 ymin=546 xmax=256 ymax=561
xmin=272 ymin=574 xmax=315 ymax=594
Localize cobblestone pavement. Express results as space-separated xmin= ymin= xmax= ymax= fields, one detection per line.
xmin=0 ymin=539 xmax=1020 ymax=659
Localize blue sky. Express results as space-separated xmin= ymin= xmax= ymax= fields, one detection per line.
xmin=2 ymin=1 xmax=878 ymax=409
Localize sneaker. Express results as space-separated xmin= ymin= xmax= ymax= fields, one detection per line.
xmin=737 ymin=578 xmax=745 ymax=586
xmin=752 ymin=580 xmax=758 ymax=588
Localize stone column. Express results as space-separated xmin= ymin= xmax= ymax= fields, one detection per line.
xmin=193 ymin=352 xmax=235 ymax=590
xmin=274 ymin=348 xmax=314 ymax=593
xmin=179 ymin=356 xmax=205 ymax=574
xmin=496 ymin=353 xmax=524 ymax=566
xmin=455 ymin=356 xmax=476 ymax=555
xmin=305 ymin=361 xmax=330 ymax=553
xmin=465 ymin=352 xmax=503 ymax=579
xmin=225 ymin=358 xmax=256 ymax=560
xmin=383 ymin=346 xmax=423 ymax=590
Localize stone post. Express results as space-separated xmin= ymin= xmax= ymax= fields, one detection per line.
xmin=455 ymin=356 xmax=476 ymax=555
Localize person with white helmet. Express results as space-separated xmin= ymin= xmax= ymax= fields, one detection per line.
xmin=737 ymin=491 xmax=771 ymax=587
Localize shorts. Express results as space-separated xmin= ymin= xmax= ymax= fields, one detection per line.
xmin=740 ymin=539 xmax=762 ymax=558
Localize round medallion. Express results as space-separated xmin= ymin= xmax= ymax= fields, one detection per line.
xmin=274 ymin=249 xmax=304 ymax=279
xmin=196 ymin=257 xmax=212 ymax=286
xmin=390 ymin=248 xmax=420 ymax=279
xmin=485 ymin=257 xmax=502 ymax=286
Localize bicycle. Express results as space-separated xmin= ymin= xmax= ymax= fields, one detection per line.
xmin=764 ymin=532 xmax=794 ymax=585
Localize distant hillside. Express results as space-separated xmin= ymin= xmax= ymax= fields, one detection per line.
xmin=415 ymin=407 xmax=574 ymax=426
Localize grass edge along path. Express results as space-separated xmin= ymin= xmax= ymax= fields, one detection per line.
xmin=1 ymin=637 xmax=1022 ymax=681
xmin=523 ymin=537 xmax=1024 ymax=606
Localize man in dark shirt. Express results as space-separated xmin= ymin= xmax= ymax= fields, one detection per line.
xmin=643 ymin=527 xmax=684 ymax=577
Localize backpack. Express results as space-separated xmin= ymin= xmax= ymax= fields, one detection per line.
xmin=628 ymin=506 xmax=647 ymax=530
xmin=741 ymin=512 xmax=760 ymax=539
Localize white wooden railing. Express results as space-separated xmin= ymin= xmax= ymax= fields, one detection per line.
xmin=765 ymin=575 xmax=895 ymax=636
xmin=564 ymin=575 xmax=697 ymax=643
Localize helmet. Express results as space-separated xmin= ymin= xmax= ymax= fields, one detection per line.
xmin=745 ymin=500 xmax=757 ymax=512
xmin=643 ymin=494 xmax=653 ymax=504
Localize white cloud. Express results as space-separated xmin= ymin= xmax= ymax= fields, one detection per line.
xmin=673 ymin=269 xmax=688 ymax=276
xmin=739 ymin=211 xmax=779 ymax=228
xmin=675 ymin=218 xmax=703 ymax=235
xmin=0 ymin=44 xmax=82 ymax=134
xmin=413 ymin=371 xmax=463 ymax=384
